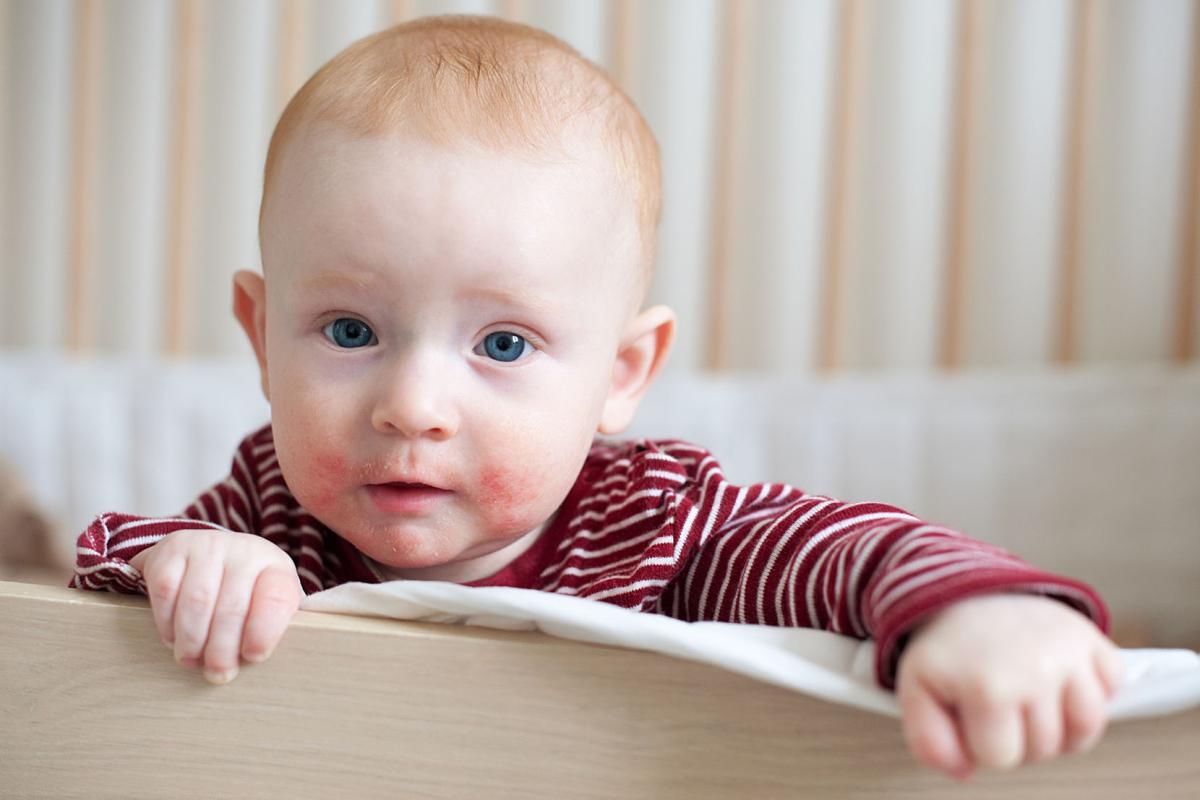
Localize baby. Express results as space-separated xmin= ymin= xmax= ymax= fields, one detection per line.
xmin=73 ymin=16 xmax=1122 ymax=782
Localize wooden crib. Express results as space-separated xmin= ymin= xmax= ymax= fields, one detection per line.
xmin=2 ymin=578 xmax=1197 ymax=799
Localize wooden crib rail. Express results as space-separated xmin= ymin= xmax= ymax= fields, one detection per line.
xmin=1 ymin=580 xmax=1197 ymax=799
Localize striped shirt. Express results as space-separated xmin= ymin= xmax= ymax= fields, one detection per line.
xmin=72 ymin=423 xmax=1108 ymax=687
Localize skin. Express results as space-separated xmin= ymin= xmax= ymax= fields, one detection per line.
xmin=128 ymin=122 xmax=1123 ymax=781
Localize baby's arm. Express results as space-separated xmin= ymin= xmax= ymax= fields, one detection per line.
xmin=72 ymin=512 xmax=246 ymax=594
xmin=667 ymin=488 xmax=1107 ymax=686
xmin=662 ymin=483 xmax=1114 ymax=776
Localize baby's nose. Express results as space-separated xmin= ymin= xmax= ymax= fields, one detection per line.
xmin=369 ymin=354 xmax=460 ymax=440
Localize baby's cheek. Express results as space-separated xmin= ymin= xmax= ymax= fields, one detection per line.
xmin=308 ymin=451 xmax=348 ymax=508
xmin=283 ymin=443 xmax=347 ymax=515
xmin=478 ymin=464 xmax=556 ymax=534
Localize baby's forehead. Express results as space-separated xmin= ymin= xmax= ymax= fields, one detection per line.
xmin=277 ymin=122 xmax=629 ymax=226
xmin=266 ymin=127 xmax=641 ymax=297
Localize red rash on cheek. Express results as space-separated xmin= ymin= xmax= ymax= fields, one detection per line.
xmin=303 ymin=449 xmax=348 ymax=510
xmin=480 ymin=466 xmax=520 ymax=508
xmin=479 ymin=465 xmax=541 ymax=532
xmin=314 ymin=451 xmax=346 ymax=474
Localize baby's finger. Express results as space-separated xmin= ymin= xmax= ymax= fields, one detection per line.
xmin=240 ymin=566 xmax=301 ymax=664
xmin=898 ymin=678 xmax=973 ymax=781
xmin=142 ymin=553 xmax=187 ymax=648
xmin=172 ymin=556 xmax=224 ymax=669
xmin=961 ymin=699 xmax=1023 ymax=770
xmin=1093 ymin=645 xmax=1125 ymax=697
xmin=201 ymin=566 xmax=261 ymax=684
xmin=1022 ymin=691 xmax=1064 ymax=763
xmin=1063 ymin=671 xmax=1108 ymax=755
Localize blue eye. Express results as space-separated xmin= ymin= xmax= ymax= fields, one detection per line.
xmin=323 ymin=318 xmax=376 ymax=348
xmin=480 ymin=331 xmax=529 ymax=363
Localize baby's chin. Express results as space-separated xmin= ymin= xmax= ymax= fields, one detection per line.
xmin=334 ymin=518 xmax=464 ymax=568
xmin=331 ymin=511 xmax=524 ymax=568
xmin=367 ymin=521 xmax=550 ymax=583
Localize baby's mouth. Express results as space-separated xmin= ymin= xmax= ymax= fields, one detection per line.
xmin=365 ymin=482 xmax=453 ymax=514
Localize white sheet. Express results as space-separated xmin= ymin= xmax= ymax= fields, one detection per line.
xmin=302 ymin=581 xmax=1200 ymax=720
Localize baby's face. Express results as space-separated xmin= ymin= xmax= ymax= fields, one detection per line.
xmin=255 ymin=124 xmax=641 ymax=576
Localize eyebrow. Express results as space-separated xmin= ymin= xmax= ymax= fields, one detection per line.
xmin=297 ymin=272 xmax=560 ymax=315
xmin=297 ymin=272 xmax=377 ymax=292
xmin=463 ymin=286 xmax=559 ymax=316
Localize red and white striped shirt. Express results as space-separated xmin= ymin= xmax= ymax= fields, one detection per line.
xmin=72 ymin=424 xmax=1108 ymax=687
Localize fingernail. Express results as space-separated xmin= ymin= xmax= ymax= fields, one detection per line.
xmin=204 ymin=667 xmax=238 ymax=685
xmin=243 ymin=648 xmax=274 ymax=664
xmin=1069 ymin=736 xmax=1098 ymax=755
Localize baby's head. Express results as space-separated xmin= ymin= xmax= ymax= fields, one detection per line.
xmin=233 ymin=16 xmax=675 ymax=579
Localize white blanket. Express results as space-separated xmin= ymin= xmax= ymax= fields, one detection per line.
xmin=302 ymin=581 xmax=1200 ymax=720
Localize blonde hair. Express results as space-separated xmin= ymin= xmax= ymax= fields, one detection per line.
xmin=260 ymin=15 xmax=661 ymax=279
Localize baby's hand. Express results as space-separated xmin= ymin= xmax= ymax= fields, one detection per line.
xmin=895 ymin=593 xmax=1124 ymax=781
xmin=129 ymin=529 xmax=302 ymax=684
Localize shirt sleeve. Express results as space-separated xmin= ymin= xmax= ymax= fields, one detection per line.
xmin=70 ymin=434 xmax=263 ymax=595
xmin=664 ymin=479 xmax=1109 ymax=690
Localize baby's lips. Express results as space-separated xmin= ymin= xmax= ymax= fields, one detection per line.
xmin=365 ymin=481 xmax=455 ymax=513
xmin=371 ymin=476 xmax=452 ymax=491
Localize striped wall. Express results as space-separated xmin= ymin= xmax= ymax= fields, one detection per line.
xmin=1 ymin=0 xmax=1197 ymax=373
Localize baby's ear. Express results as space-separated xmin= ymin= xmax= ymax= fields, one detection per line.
xmin=598 ymin=305 xmax=676 ymax=435
xmin=232 ymin=270 xmax=270 ymax=401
